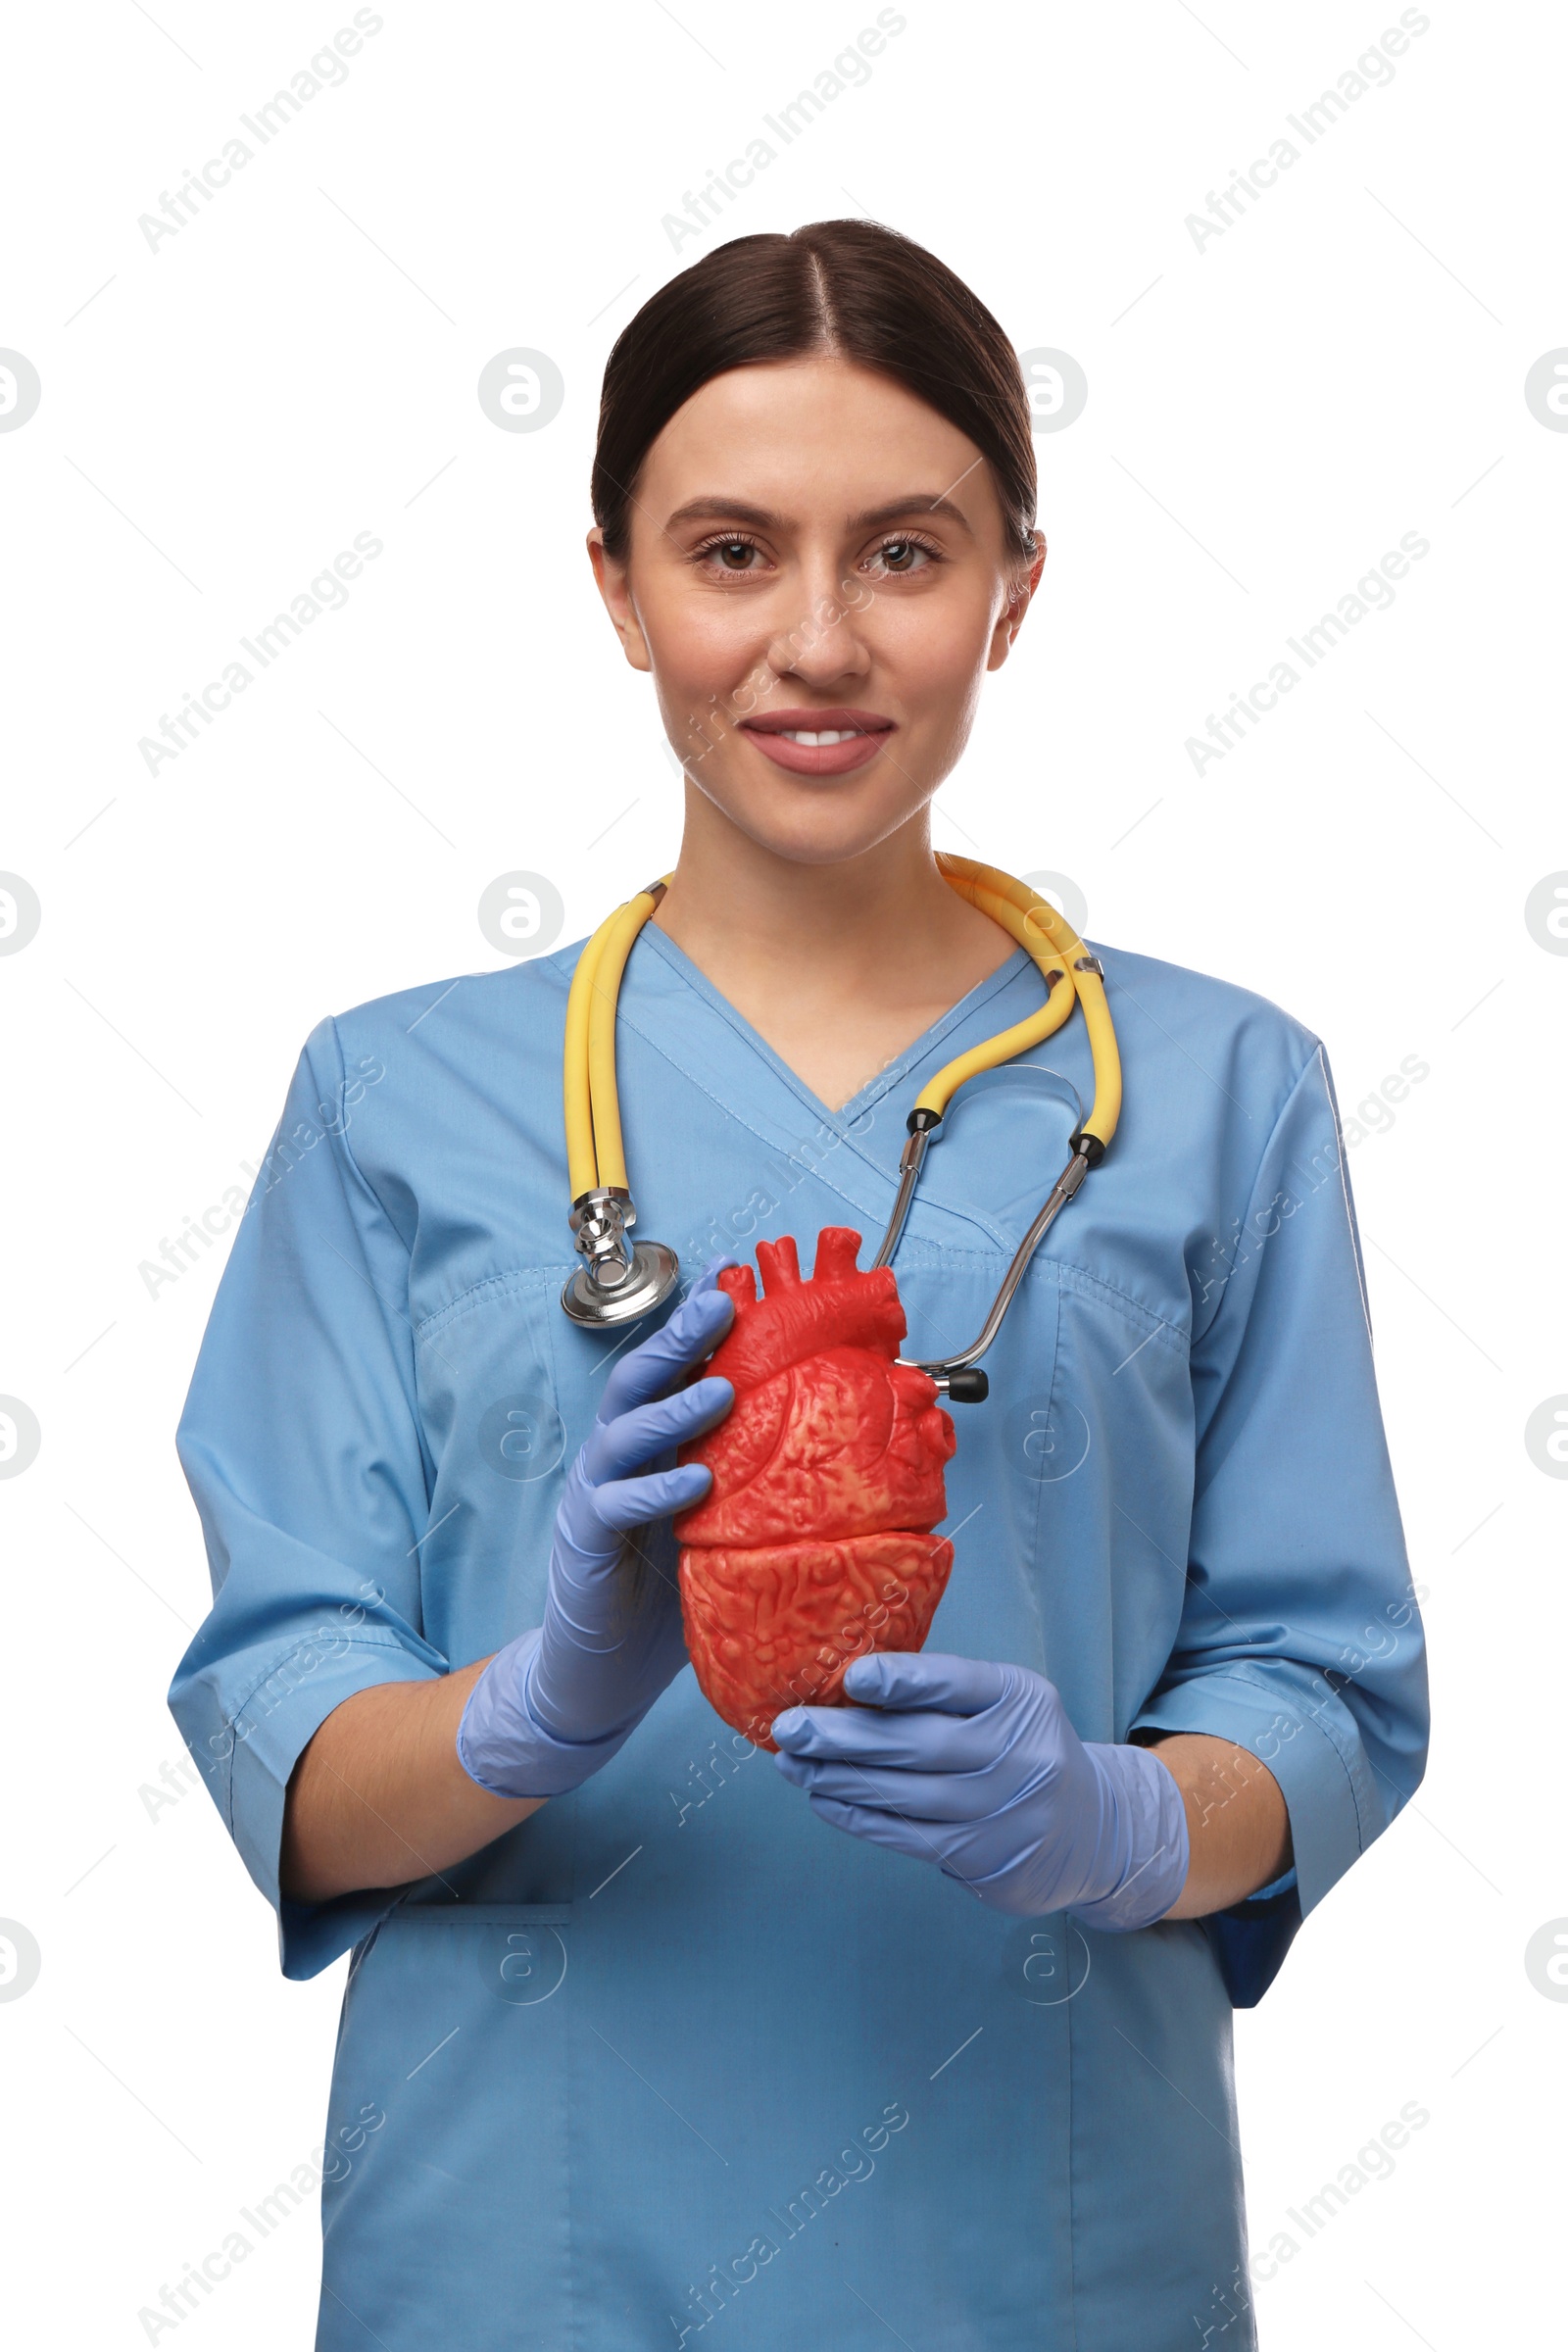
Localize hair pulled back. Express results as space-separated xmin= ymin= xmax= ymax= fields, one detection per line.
xmin=591 ymin=220 xmax=1037 ymax=563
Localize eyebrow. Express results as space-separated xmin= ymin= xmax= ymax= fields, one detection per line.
xmin=662 ymin=493 xmax=977 ymax=537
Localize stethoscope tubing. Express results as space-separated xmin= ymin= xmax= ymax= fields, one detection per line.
xmin=558 ymin=858 xmax=1124 ymax=1389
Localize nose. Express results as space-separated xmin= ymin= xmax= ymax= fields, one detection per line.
xmin=763 ymin=562 xmax=872 ymax=691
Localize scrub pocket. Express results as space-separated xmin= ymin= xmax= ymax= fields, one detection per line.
xmin=317 ymin=1903 xmax=574 ymax=2352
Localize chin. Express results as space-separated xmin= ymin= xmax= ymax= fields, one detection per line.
xmin=728 ymin=801 xmax=920 ymax=868
xmin=700 ymin=768 xmax=931 ymax=867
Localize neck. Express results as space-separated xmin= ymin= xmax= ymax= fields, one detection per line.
xmin=651 ymin=784 xmax=1017 ymax=1112
xmin=659 ymin=786 xmax=985 ymax=985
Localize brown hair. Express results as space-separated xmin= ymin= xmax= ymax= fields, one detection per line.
xmin=591 ymin=220 xmax=1037 ymax=564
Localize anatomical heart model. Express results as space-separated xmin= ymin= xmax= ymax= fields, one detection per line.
xmin=676 ymin=1228 xmax=957 ymax=1749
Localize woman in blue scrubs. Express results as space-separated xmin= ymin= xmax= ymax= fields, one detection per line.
xmin=170 ymin=220 xmax=1428 ymax=2350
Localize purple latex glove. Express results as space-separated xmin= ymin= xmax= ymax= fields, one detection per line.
xmin=772 ymin=1650 xmax=1190 ymax=1930
xmin=457 ymin=1270 xmax=734 ymax=1799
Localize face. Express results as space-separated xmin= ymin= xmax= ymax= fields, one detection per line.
xmin=589 ymin=358 xmax=1045 ymax=867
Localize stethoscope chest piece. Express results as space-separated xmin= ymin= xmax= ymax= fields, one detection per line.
xmin=561 ymin=1186 xmax=681 ymax=1328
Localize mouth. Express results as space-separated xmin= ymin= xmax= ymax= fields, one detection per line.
xmin=738 ymin=706 xmax=896 ymax=778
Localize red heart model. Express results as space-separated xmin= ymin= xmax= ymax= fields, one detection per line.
xmin=675 ymin=1228 xmax=956 ymax=1750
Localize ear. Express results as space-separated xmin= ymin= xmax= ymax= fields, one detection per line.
xmin=986 ymin=529 xmax=1048 ymax=672
xmin=587 ymin=528 xmax=653 ymax=673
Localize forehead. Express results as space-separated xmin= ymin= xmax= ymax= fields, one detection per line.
xmin=637 ymin=356 xmax=1000 ymax=528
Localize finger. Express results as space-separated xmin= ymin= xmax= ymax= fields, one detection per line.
xmin=601 ymin=1287 xmax=735 ymax=1419
xmin=802 ymin=1790 xmax=956 ymax=1872
xmin=772 ymin=1705 xmax=1005 ymax=1777
xmin=585 ymin=1376 xmax=733 ymax=1482
xmin=602 ymin=1287 xmax=734 ymax=1412
xmin=839 ymin=1650 xmax=1016 ymax=1716
xmin=592 ymin=1461 xmax=711 ymax=1531
xmin=773 ymin=1752 xmax=1009 ymax=1817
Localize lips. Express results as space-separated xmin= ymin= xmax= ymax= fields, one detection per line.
xmin=739 ymin=706 xmax=896 ymax=778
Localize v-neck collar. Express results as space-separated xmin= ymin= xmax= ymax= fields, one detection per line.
xmin=631 ymin=918 xmax=1033 ymax=1132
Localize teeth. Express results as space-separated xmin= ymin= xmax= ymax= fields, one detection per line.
xmin=780 ymin=728 xmax=863 ymax=745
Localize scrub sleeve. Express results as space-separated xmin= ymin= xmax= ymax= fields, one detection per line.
xmin=1132 ymin=1044 xmax=1426 ymax=2003
xmin=170 ymin=1021 xmax=446 ymax=1980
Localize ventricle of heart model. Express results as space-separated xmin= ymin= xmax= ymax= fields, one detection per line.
xmin=675 ymin=1228 xmax=956 ymax=1750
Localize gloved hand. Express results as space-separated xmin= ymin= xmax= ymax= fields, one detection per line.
xmin=457 ymin=1270 xmax=735 ymax=1799
xmin=771 ymin=1651 xmax=1190 ymax=1930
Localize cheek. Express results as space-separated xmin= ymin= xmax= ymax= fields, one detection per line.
xmin=642 ymin=573 xmax=766 ymax=676
xmin=878 ymin=578 xmax=996 ymax=686
xmin=644 ymin=599 xmax=772 ymax=733
xmin=871 ymin=594 xmax=993 ymax=741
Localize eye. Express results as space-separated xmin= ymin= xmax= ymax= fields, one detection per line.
xmin=866 ymin=536 xmax=939 ymax=576
xmin=693 ymin=534 xmax=768 ymax=574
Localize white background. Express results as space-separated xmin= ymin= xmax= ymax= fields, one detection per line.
xmin=1 ymin=1 xmax=1563 ymax=2343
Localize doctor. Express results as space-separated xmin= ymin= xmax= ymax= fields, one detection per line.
xmin=171 ymin=220 xmax=1428 ymax=2350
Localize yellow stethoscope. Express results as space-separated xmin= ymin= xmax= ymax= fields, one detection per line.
xmin=561 ymin=855 xmax=1123 ymax=1402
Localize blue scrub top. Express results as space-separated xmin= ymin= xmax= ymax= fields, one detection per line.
xmin=170 ymin=924 xmax=1428 ymax=2352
